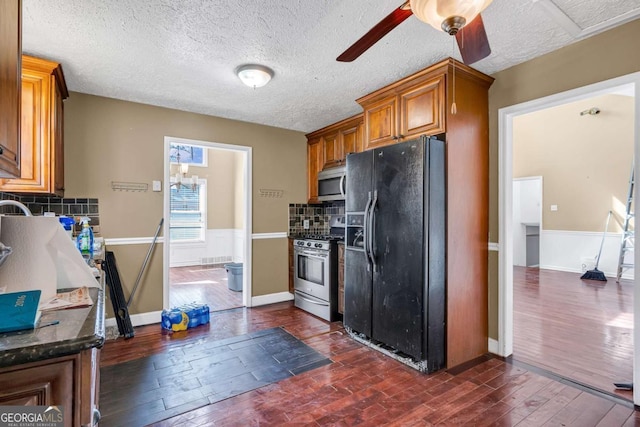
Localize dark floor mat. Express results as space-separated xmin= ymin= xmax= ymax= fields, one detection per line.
xmin=99 ymin=327 xmax=332 ymax=427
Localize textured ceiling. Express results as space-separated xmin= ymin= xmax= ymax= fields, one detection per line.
xmin=21 ymin=0 xmax=640 ymax=133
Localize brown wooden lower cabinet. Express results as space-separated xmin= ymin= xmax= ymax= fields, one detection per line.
xmin=0 ymin=348 xmax=100 ymax=427
xmin=338 ymin=243 xmax=345 ymax=314
xmin=288 ymin=238 xmax=294 ymax=294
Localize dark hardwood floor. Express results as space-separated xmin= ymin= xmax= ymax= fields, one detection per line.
xmin=101 ymin=302 xmax=639 ymax=426
xmin=513 ymin=266 xmax=633 ymax=401
xmin=170 ymin=266 xmax=242 ymax=312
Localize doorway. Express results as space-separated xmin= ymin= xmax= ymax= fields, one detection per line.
xmin=162 ymin=136 xmax=253 ymax=312
xmin=498 ymin=73 xmax=639 ymax=404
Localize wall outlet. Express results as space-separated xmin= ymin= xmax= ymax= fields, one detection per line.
xmin=152 ymin=180 xmax=162 ymax=192
xmin=303 ymin=219 xmax=310 ymax=229
xmin=550 ymin=204 xmax=558 ymax=211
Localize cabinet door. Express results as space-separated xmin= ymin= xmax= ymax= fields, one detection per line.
xmin=363 ymin=95 xmax=397 ymax=150
xmin=399 ymin=75 xmax=445 ymax=139
xmin=0 ymin=70 xmax=50 ymax=193
xmin=0 ymin=56 xmax=65 ymax=196
xmin=0 ymin=359 xmax=74 ymax=426
xmin=0 ymin=0 xmax=21 ymax=178
xmin=341 ymin=125 xmax=359 ymax=158
xmin=338 ymin=244 xmax=345 ymax=314
xmin=321 ymin=131 xmax=341 ymax=170
xmin=307 ymin=138 xmax=322 ymax=203
xmin=288 ymin=238 xmax=294 ymax=294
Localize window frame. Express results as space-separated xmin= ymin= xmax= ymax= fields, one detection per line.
xmin=168 ymin=178 xmax=207 ymax=245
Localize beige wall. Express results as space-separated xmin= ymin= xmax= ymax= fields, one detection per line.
xmin=186 ymin=148 xmax=243 ymax=230
xmin=487 ymin=19 xmax=640 ymax=339
xmin=513 ymin=94 xmax=634 ymax=232
xmin=65 ymin=93 xmax=307 ymax=313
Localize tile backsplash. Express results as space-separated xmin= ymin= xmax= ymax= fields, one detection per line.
xmin=289 ymin=201 xmax=345 ymax=236
xmin=0 ymin=192 xmax=100 ymax=234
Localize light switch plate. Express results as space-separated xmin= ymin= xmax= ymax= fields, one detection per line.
xmin=550 ymin=204 xmax=558 ymax=211
xmin=303 ymin=219 xmax=310 ymax=229
xmin=152 ymin=180 xmax=162 ymax=192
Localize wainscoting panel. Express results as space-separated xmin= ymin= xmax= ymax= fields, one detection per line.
xmin=170 ymin=228 xmax=242 ymax=267
xmin=540 ymin=230 xmax=633 ymax=278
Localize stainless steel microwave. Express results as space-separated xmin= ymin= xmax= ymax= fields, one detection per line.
xmin=317 ymin=166 xmax=346 ymax=201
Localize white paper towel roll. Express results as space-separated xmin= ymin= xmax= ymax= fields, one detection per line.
xmin=0 ymin=216 xmax=98 ymax=301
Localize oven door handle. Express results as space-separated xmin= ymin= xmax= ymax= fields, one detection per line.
xmin=295 ymin=250 xmax=328 ymax=259
xmin=296 ymin=293 xmax=330 ymax=306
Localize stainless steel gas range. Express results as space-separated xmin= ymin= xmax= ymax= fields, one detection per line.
xmin=292 ymin=218 xmax=344 ymax=321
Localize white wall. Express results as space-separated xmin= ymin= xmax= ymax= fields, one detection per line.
xmin=513 ymin=178 xmax=542 ymax=267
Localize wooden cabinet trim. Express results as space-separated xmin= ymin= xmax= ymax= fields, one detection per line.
xmin=357 ymin=58 xmax=492 ymax=107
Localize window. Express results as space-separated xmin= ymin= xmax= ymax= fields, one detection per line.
xmin=169 ymin=179 xmax=206 ymax=243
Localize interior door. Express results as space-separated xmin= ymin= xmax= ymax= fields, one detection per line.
xmin=371 ymin=138 xmax=425 ymax=359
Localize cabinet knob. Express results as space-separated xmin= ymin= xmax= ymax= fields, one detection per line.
xmin=0 ymin=146 xmax=4 ymax=155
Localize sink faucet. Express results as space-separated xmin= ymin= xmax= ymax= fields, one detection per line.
xmin=0 ymin=200 xmax=33 ymax=216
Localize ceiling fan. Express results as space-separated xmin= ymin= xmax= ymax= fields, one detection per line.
xmin=337 ymin=0 xmax=492 ymax=65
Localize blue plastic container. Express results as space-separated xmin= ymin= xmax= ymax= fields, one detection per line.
xmin=161 ymin=303 xmax=210 ymax=331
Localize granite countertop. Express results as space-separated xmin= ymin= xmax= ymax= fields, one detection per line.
xmin=0 ymin=287 xmax=105 ymax=368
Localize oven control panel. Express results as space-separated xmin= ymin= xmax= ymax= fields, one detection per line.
xmin=293 ymin=239 xmax=331 ymax=251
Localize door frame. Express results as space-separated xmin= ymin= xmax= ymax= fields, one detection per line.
xmin=497 ymin=72 xmax=640 ymax=404
xmin=163 ymin=136 xmax=253 ymax=309
xmin=512 ymin=176 xmax=543 ymax=268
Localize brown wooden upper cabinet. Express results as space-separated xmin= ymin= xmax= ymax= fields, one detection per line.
xmin=0 ymin=55 xmax=68 ymax=197
xmin=0 ymin=0 xmax=22 ymax=179
xmin=306 ymin=114 xmax=363 ymax=203
xmin=306 ymin=137 xmax=322 ymax=204
xmin=358 ymin=69 xmax=446 ymax=151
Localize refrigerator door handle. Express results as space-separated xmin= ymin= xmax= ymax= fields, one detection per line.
xmin=363 ymin=191 xmax=373 ymax=267
xmin=339 ymin=174 xmax=346 ymax=198
xmin=369 ymin=190 xmax=378 ymax=272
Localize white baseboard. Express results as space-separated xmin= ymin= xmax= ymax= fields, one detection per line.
xmin=105 ymin=310 xmax=163 ymax=328
xmin=251 ymin=291 xmax=294 ymax=307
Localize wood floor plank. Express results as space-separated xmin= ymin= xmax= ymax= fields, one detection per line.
xmin=513 ymin=267 xmax=633 ymax=401
xmin=99 ymin=301 xmax=637 ymax=426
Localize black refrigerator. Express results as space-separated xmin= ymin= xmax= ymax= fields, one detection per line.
xmin=344 ymin=135 xmax=446 ymax=372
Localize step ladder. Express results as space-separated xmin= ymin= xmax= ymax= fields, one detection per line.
xmin=616 ymin=164 xmax=635 ymax=283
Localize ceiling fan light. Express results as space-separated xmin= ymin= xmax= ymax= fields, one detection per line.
xmin=410 ymin=0 xmax=493 ymax=33
xmin=236 ymin=64 xmax=274 ymax=88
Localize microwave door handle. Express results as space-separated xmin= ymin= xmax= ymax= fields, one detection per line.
xmin=339 ymin=175 xmax=346 ymax=198
xmin=363 ymin=191 xmax=373 ymax=268
xmin=369 ymin=190 xmax=378 ymax=273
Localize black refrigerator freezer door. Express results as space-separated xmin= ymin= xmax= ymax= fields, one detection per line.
xmin=344 ymin=149 xmax=374 ymax=337
xmin=370 ymin=139 xmax=426 ymax=360
xmin=346 ymin=150 xmax=374 ymax=212
xmin=344 ymin=247 xmax=373 ymax=337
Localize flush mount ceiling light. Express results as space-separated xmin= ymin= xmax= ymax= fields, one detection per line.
xmin=236 ymin=64 xmax=274 ymax=88
xmin=410 ymin=0 xmax=493 ymax=34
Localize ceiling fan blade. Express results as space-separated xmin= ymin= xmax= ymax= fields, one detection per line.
xmin=337 ymin=3 xmax=413 ymax=62
xmin=455 ymin=13 xmax=491 ymax=65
